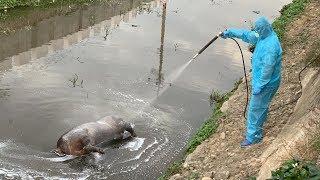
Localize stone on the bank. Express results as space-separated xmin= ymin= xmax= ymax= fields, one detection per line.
xmin=220 ymin=100 xmax=229 ymax=113
xmin=204 ymin=171 xmax=215 ymax=178
xmin=220 ymin=132 xmax=226 ymax=139
xmin=169 ymin=174 xmax=183 ymax=180
xmin=223 ymin=171 xmax=230 ymax=179
xmin=183 ymin=162 xmax=188 ymax=168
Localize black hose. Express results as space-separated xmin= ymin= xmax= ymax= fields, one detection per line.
xmin=195 ymin=34 xmax=248 ymax=119
xmin=198 ymin=34 xmax=220 ymax=55
xmin=230 ymin=38 xmax=249 ymax=119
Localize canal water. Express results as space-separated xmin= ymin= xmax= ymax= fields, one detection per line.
xmin=0 ymin=0 xmax=290 ymax=179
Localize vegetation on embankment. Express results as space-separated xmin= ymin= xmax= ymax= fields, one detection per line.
xmin=0 ymin=0 xmax=107 ymax=10
xmin=271 ymin=159 xmax=320 ymax=179
xmin=186 ymin=79 xmax=242 ymax=155
xmin=272 ymin=0 xmax=319 ymax=68
xmin=158 ymin=79 xmax=242 ymax=180
xmin=272 ymin=0 xmax=309 ymax=41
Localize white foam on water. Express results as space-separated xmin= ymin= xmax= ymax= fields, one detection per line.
xmin=0 ymin=167 xmax=24 ymax=180
xmin=42 ymin=155 xmax=77 ymax=162
xmin=109 ymin=163 xmax=140 ymax=176
xmin=120 ymin=137 xmax=145 ymax=151
xmin=108 ymin=136 xmax=169 ymax=176
xmin=0 ymin=140 xmax=91 ymax=179
xmin=92 ymin=152 xmax=105 ymax=162
xmin=144 ymin=137 xmax=169 ymax=163
xmin=0 ymin=139 xmax=18 ymax=151
xmin=0 ymin=142 xmax=9 ymax=150
xmin=0 ymin=160 xmax=90 ymax=180
xmin=120 ymin=137 xmax=158 ymax=163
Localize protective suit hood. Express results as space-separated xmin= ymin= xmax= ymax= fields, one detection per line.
xmin=254 ymin=17 xmax=273 ymax=39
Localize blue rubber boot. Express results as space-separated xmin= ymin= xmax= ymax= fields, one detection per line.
xmin=240 ymin=139 xmax=262 ymax=148
xmin=240 ymin=139 xmax=253 ymax=148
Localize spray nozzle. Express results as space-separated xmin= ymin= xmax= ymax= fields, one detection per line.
xmin=190 ymin=32 xmax=223 ymax=62
xmin=192 ymin=53 xmax=199 ymax=60
xmin=194 ymin=32 xmax=222 ymax=59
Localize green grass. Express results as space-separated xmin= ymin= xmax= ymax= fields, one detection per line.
xmin=271 ymin=124 xmax=320 ymax=179
xmin=158 ymin=161 xmax=183 ymax=180
xmin=272 ymin=0 xmax=319 ymax=66
xmin=188 ymin=172 xmax=200 ymax=180
xmin=0 ymin=0 xmax=107 ymax=10
xmin=272 ymin=0 xmax=310 ymax=41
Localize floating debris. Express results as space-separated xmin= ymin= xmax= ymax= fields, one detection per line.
xmin=68 ymin=73 xmax=84 ymax=88
xmin=173 ymin=43 xmax=179 ymax=51
xmin=80 ymin=80 xmax=83 ymax=88
xmin=104 ymin=29 xmax=110 ymax=40
xmin=252 ymin=10 xmax=260 ymax=14
xmin=172 ymin=8 xmax=179 ymax=13
xmin=76 ymin=57 xmax=84 ymax=63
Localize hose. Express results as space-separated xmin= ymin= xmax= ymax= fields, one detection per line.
xmin=230 ymin=38 xmax=249 ymax=119
xmin=193 ymin=33 xmax=249 ymax=119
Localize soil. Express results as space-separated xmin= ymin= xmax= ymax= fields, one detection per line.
xmin=171 ymin=1 xmax=320 ymax=179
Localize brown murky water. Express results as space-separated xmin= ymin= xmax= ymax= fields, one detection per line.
xmin=0 ymin=0 xmax=291 ymax=179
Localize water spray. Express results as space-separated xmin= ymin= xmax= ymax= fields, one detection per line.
xmin=190 ymin=31 xmax=249 ymax=119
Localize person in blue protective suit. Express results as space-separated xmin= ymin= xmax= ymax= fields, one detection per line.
xmin=221 ymin=17 xmax=282 ymax=147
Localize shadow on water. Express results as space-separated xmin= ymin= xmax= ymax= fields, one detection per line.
xmin=0 ymin=88 xmax=10 ymax=99
xmin=147 ymin=1 xmax=169 ymax=95
xmin=0 ymin=0 xmax=151 ymax=67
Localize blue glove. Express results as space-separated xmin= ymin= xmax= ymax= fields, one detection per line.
xmin=221 ymin=30 xmax=230 ymax=39
xmin=253 ymin=86 xmax=262 ymax=95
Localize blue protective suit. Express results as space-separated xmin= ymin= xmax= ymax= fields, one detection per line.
xmin=223 ymin=17 xmax=282 ymax=143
